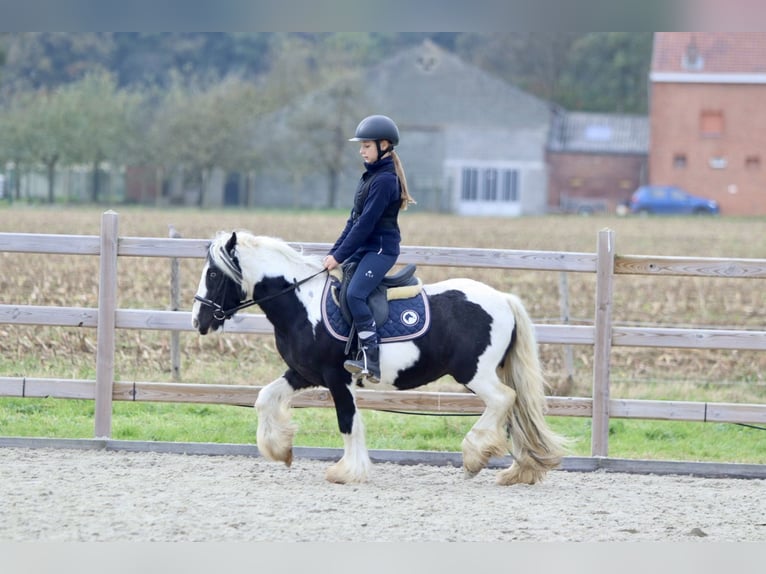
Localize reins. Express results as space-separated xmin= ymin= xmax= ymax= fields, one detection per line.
xmin=195 ymin=267 xmax=328 ymax=321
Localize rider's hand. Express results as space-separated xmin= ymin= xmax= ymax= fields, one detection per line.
xmin=323 ymin=255 xmax=339 ymax=270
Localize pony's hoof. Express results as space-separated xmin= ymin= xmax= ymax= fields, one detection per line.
xmin=463 ymin=467 xmax=479 ymax=479
xmin=258 ymin=442 xmax=293 ymax=467
xmin=325 ymin=460 xmax=369 ymax=484
xmin=461 ymin=434 xmax=493 ymax=476
xmin=496 ymin=463 xmax=541 ymax=486
xmin=325 ymin=470 xmax=347 ymax=484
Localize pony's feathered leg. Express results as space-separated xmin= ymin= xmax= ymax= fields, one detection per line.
xmin=462 ymin=375 xmax=517 ymax=477
xmin=255 ymin=376 xmax=297 ymax=466
xmin=496 ymin=293 xmax=568 ymax=485
xmin=325 ymin=383 xmax=372 ymax=484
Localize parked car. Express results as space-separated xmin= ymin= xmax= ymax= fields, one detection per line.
xmin=629 ymin=185 xmax=720 ymax=215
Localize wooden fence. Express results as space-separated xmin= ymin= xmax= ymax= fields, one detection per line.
xmin=1 ymin=210 xmax=765 ymax=461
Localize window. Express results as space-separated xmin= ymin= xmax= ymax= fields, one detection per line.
xmin=416 ymin=54 xmax=438 ymax=73
xmin=460 ymin=167 xmax=519 ymax=203
xmin=673 ymin=154 xmax=687 ymax=169
xmin=709 ymin=156 xmax=727 ymax=169
xmin=682 ymin=39 xmax=704 ymax=71
xmin=700 ymin=110 xmax=724 ymax=137
xmin=461 ymin=168 xmax=478 ymax=201
xmin=482 ymin=169 xmax=498 ymax=201
xmin=502 ymin=170 xmax=519 ymax=202
xmin=746 ymin=155 xmax=761 ymax=170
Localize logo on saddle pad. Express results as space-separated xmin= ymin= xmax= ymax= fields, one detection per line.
xmin=400 ymin=309 xmax=420 ymax=326
xmin=321 ymin=273 xmax=430 ymax=343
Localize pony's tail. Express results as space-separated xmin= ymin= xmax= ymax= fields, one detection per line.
xmin=498 ymin=293 xmax=568 ymax=484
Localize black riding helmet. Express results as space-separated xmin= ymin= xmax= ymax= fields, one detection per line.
xmin=349 ymin=115 xmax=400 ymax=161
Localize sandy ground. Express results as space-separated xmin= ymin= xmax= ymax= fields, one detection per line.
xmin=1 ymin=447 xmax=764 ymax=542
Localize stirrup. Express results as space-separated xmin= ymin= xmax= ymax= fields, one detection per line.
xmin=343 ymin=348 xmax=380 ymax=383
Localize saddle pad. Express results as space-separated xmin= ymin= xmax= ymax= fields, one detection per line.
xmin=321 ymin=276 xmax=430 ymax=343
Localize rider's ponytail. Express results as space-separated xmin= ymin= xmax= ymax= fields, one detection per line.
xmin=392 ymin=150 xmax=416 ymax=210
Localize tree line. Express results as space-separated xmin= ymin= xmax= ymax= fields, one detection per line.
xmin=0 ymin=33 xmax=652 ymax=205
xmin=0 ymin=71 xmax=268 ymax=204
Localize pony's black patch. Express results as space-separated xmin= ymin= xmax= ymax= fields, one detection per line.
xmin=194 ymin=255 xmax=246 ymax=333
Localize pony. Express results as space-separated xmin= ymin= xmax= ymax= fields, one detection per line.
xmin=191 ymin=230 xmax=567 ymax=485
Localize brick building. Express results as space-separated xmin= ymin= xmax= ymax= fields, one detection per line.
xmin=650 ymin=32 xmax=766 ymax=215
xmin=546 ymin=110 xmax=649 ymax=214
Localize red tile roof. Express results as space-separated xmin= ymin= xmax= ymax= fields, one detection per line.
xmin=652 ymin=32 xmax=766 ymax=74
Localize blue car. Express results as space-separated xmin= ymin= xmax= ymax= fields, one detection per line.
xmin=629 ymin=186 xmax=720 ymax=215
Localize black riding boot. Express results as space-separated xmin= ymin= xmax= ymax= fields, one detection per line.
xmin=344 ymin=335 xmax=381 ymax=383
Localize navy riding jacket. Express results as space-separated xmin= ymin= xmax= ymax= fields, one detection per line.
xmin=329 ymin=156 xmax=402 ymax=264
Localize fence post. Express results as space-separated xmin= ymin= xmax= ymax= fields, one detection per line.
xmin=591 ymin=228 xmax=615 ymax=457
xmin=94 ymin=210 xmax=119 ymax=438
xmin=169 ymin=224 xmax=181 ymax=381
xmin=558 ymin=271 xmax=575 ymax=393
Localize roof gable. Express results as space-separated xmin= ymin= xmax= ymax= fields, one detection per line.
xmin=361 ymin=40 xmax=551 ymax=130
xmin=257 ymin=40 xmax=553 ymax=158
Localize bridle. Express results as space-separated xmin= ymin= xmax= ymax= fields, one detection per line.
xmin=194 ymin=245 xmax=328 ymax=321
xmin=194 ymin=269 xmax=327 ymax=321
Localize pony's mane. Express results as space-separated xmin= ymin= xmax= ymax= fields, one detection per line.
xmin=210 ymin=230 xmax=322 ymax=295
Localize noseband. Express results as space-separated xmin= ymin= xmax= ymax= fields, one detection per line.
xmin=194 ymin=293 xmax=258 ymax=322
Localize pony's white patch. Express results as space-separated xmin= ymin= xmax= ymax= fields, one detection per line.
xmin=255 ymin=376 xmax=297 ymax=464
xmin=294 ymin=281 xmax=323 ymax=331
xmin=381 ymin=341 xmax=420 ymax=384
xmin=466 ymin=375 xmax=516 ymax=432
xmin=326 ymin=408 xmax=371 ymax=484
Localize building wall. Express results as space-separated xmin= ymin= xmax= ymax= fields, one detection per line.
xmin=442 ymin=125 xmax=550 ymax=216
xmin=650 ymin=82 xmax=766 ymax=215
xmin=370 ymin=127 xmax=447 ymax=212
xmin=257 ymin=122 xmax=552 ymax=216
xmin=546 ymin=152 xmax=647 ymax=212
xmin=14 ymin=166 xmax=126 ymax=203
xmin=444 ymin=159 xmax=544 ymax=217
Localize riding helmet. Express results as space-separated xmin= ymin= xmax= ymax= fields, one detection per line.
xmin=349 ymin=115 xmax=400 ymax=146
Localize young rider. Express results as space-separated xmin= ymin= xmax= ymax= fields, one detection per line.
xmin=322 ymin=114 xmax=415 ymax=383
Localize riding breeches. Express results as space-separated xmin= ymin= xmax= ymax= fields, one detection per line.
xmin=345 ymin=251 xmax=397 ymax=335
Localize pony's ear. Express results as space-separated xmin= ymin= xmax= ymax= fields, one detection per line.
xmin=225 ymin=231 xmax=238 ymax=254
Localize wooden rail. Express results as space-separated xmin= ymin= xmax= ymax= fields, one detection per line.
xmin=1 ymin=211 xmax=766 ymax=460
xmin=2 ymin=376 xmax=763 ymax=424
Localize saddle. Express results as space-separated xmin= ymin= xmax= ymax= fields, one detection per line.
xmin=333 ymin=262 xmax=421 ymax=328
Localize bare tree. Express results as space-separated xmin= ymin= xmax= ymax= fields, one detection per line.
xmin=286 ymin=75 xmax=365 ymax=208
xmin=150 ymin=74 xmax=263 ymax=207
xmin=19 ymin=88 xmax=82 ymax=203
xmin=63 ymin=71 xmax=143 ymax=202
